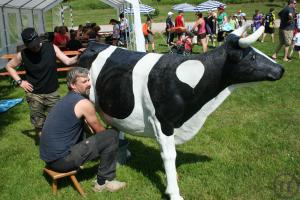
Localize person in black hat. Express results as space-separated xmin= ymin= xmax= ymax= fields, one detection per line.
xmin=5 ymin=27 xmax=82 ymax=141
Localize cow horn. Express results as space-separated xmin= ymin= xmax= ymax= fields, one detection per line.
xmin=231 ymin=24 xmax=250 ymax=37
xmin=238 ymin=26 xmax=265 ymax=48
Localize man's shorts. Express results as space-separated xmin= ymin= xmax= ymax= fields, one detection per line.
xmin=26 ymin=90 xmax=60 ymax=129
xmin=144 ymin=34 xmax=153 ymax=44
xmin=279 ymin=29 xmax=293 ymax=46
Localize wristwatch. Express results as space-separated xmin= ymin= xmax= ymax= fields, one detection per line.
xmin=16 ymin=79 xmax=22 ymax=86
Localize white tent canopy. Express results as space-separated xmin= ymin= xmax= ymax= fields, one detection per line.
xmin=194 ymin=0 xmax=226 ymax=12
xmin=0 ymin=0 xmax=145 ymax=68
xmin=122 ymin=4 xmax=155 ymax=14
xmin=172 ymin=3 xmax=196 ymax=12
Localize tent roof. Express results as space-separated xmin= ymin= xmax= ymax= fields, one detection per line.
xmin=0 ymin=0 xmax=63 ymax=11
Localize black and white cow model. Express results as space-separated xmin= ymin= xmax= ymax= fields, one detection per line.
xmin=79 ymin=25 xmax=284 ymax=200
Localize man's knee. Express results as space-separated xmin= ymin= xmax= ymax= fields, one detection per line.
xmin=95 ymin=129 xmax=119 ymax=149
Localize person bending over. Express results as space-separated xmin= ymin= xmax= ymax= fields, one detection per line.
xmin=5 ymin=27 xmax=80 ymax=140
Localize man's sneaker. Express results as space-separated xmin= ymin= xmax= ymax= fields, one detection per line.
xmin=93 ymin=180 xmax=126 ymax=192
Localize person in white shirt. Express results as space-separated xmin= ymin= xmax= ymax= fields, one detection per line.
xmin=289 ymin=31 xmax=300 ymax=59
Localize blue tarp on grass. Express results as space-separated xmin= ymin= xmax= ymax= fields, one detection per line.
xmin=0 ymin=98 xmax=23 ymax=113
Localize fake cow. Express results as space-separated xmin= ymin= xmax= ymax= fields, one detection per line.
xmin=79 ymin=25 xmax=284 ymax=200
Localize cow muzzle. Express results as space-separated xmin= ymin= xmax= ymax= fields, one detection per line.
xmin=267 ymin=66 xmax=285 ymax=81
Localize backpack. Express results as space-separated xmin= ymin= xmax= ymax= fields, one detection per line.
xmin=265 ymin=12 xmax=274 ymax=28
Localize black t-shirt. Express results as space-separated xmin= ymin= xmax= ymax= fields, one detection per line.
xmin=279 ymin=6 xmax=295 ymax=30
xmin=21 ymin=42 xmax=58 ymax=94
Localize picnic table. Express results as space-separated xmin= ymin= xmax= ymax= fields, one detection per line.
xmin=0 ymin=50 xmax=80 ymax=76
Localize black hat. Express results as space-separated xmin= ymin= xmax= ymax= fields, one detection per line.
xmin=21 ymin=27 xmax=40 ymax=49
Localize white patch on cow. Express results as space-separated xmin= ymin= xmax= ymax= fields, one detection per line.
xmin=252 ymin=46 xmax=277 ymax=64
xmin=108 ymin=53 xmax=163 ymax=137
xmin=89 ymin=46 xmax=117 ymax=106
xmin=176 ymin=60 xmax=205 ymax=88
xmin=174 ymin=85 xmax=236 ymax=144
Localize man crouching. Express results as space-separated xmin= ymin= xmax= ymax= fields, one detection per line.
xmin=39 ymin=67 xmax=126 ymax=192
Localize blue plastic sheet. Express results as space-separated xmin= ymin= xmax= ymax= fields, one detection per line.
xmin=0 ymin=98 xmax=23 ymax=113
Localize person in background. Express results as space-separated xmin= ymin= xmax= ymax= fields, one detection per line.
xmin=143 ymin=17 xmax=155 ymax=52
xmin=109 ymin=19 xmax=120 ymax=46
xmin=191 ymin=12 xmax=208 ymax=53
xmin=272 ymin=0 xmax=297 ymax=61
xmin=54 ymin=26 xmax=70 ymax=50
xmin=76 ymin=24 xmax=83 ymax=40
xmin=119 ymin=13 xmax=130 ymax=47
xmin=216 ymin=5 xmax=228 ymax=46
xmin=67 ymin=29 xmax=82 ymax=50
xmin=93 ymin=25 xmax=102 ymax=41
xmin=237 ymin=9 xmax=243 ymax=27
xmin=289 ymin=29 xmax=300 ymax=59
xmin=262 ymin=8 xmax=276 ymax=43
xmin=40 ymin=67 xmax=126 ymax=192
xmin=252 ymin=9 xmax=264 ymax=33
xmin=166 ymin=11 xmax=175 ymax=46
xmin=5 ymin=27 xmax=80 ymax=140
xmin=175 ymin=10 xmax=185 ymax=40
xmin=206 ymin=11 xmax=217 ymax=47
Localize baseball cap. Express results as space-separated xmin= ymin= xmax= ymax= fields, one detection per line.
xmin=168 ymin=11 xmax=174 ymax=16
xmin=21 ymin=27 xmax=40 ymax=49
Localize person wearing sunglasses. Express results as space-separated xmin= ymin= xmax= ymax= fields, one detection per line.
xmin=5 ymin=27 xmax=82 ymax=141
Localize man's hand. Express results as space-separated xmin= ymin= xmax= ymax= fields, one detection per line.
xmin=20 ymin=80 xmax=33 ymax=92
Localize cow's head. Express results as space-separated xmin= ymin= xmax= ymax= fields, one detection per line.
xmin=223 ymin=25 xmax=284 ymax=84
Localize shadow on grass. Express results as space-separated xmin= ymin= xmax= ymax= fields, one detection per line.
xmin=22 ymin=129 xmax=39 ymax=145
xmin=124 ymin=138 xmax=211 ymax=197
xmin=45 ymin=137 xmax=212 ymax=197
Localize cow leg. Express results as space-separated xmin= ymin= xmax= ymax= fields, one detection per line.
xmin=150 ymin=118 xmax=184 ymax=200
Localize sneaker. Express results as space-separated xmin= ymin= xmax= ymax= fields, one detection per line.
xmin=93 ymin=180 xmax=126 ymax=192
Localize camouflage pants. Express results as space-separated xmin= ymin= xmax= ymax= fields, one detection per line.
xmin=26 ymin=91 xmax=60 ymax=130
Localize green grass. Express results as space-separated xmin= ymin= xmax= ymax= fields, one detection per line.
xmin=1 ymin=2 xmax=300 ymax=200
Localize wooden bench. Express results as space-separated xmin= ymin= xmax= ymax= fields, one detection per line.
xmin=43 ymin=168 xmax=86 ymax=197
xmin=0 ymin=67 xmax=73 ymax=76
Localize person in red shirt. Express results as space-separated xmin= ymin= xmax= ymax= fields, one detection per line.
xmin=53 ymin=26 xmax=70 ymax=50
xmin=175 ymin=10 xmax=185 ymax=39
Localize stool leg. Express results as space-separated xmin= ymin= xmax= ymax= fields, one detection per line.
xmin=52 ymin=179 xmax=58 ymax=194
xmin=70 ymin=175 xmax=85 ymax=197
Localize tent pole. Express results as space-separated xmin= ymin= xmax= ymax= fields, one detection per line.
xmin=2 ymin=0 xmax=15 ymax=53
xmin=18 ymin=0 xmax=34 ymax=31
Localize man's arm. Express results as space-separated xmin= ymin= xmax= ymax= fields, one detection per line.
xmin=5 ymin=53 xmax=33 ymax=92
xmin=74 ymin=99 xmax=106 ymax=133
xmin=53 ymin=44 xmax=79 ymax=66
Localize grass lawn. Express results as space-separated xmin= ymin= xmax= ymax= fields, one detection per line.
xmin=1 ymin=2 xmax=300 ymax=200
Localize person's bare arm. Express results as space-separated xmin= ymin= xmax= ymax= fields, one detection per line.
xmin=5 ymin=53 xmax=33 ymax=92
xmin=191 ymin=20 xmax=200 ymax=31
xmin=75 ymin=99 xmax=106 ymax=133
xmin=53 ymin=44 xmax=78 ymax=66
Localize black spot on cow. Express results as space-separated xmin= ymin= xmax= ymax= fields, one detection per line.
xmin=78 ymin=42 xmax=110 ymax=69
xmin=96 ymin=48 xmax=146 ymax=119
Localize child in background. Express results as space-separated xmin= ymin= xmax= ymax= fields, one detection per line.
xmin=289 ymin=30 xmax=300 ymax=60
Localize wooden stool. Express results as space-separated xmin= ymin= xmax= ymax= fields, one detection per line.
xmin=43 ymin=168 xmax=86 ymax=197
